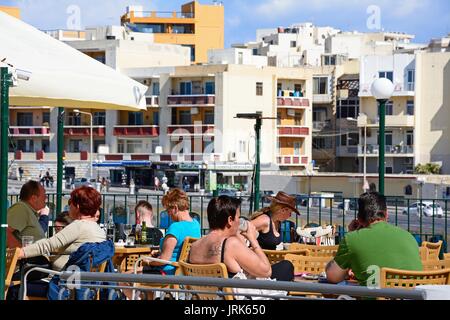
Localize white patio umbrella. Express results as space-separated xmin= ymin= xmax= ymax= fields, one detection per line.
xmin=0 ymin=11 xmax=148 ymax=299
xmin=0 ymin=10 xmax=148 ymax=111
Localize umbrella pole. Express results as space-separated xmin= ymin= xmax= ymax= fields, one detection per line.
xmin=0 ymin=67 xmax=11 ymax=300
xmin=56 ymin=107 xmax=64 ymax=216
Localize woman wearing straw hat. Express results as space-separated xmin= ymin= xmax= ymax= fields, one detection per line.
xmin=250 ymin=191 xmax=300 ymax=250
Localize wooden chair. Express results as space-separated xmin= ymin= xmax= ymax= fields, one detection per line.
xmin=419 ymin=246 xmax=429 ymax=262
xmin=178 ymin=261 xmax=233 ymax=300
xmin=380 ymin=267 xmax=450 ymax=289
xmin=422 ymin=259 xmax=450 ymax=271
xmin=421 ymin=241 xmax=442 ymax=260
xmin=444 ymin=253 xmax=450 ymax=260
xmin=5 ymin=248 xmax=20 ymax=297
xmin=284 ymin=254 xmax=331 ymax=275
xmin=263 ymin=249 xmax=309 ymax=265
xmin=289 ymin=243 xmax=339 ymax=258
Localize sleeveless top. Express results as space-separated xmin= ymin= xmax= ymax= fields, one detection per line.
xmin=256 ymin=212 xmax=281 ymax=250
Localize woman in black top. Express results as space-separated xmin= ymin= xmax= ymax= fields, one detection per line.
xmin=251 ymin=191 xmax=300 ymax=250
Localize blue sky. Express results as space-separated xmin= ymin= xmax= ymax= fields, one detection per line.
xmin=2 ymin=0 xmax=450 ymax=46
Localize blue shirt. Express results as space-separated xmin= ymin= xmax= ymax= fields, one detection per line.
xmin=159 ymin=219 xmax=201 ymax=275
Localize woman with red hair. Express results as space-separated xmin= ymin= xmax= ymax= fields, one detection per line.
xmin=18 ymin=186 xmax=106 ymax=271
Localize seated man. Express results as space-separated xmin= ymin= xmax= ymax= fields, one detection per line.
xmin=133 ymin=200 xmax=163 ymax=246
xmin=326 ymin=192 xmax=422 ymax=286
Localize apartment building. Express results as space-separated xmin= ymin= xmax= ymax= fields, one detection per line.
xmin=120 ymin=1 xmax=224 ymax=64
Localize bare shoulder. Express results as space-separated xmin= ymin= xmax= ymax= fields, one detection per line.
xmin=225 ymin=235 xmax=249 ymax=251
xmin=251 ymin=213 xmax=270 ymax=227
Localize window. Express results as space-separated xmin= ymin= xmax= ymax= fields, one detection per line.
xmin=204 ymin=111 xmax=214 ymax=125
xmin=385 ymin=131 xmax=393 ymax=146
xmin=379 ymin=71 xmax=393 ymax=82
xmin=313 ymin=77 xmax=328 ymax=94
xmin=205 ymin=82 xmax=215 ymax=95
xmin=323 ymin=55 xmax=336 ymax=66
xmin=337 ymin=98 xmax=359 ymax=119
xmin=404 ymin=185 xmax=413 ymax=196
xmin=407 ymin=100 xmax=414 ymax=115
xmin=42 ymin=140 xmax=50 ymax=152
xmin=252 ymin=48 xmax=258 ymax=56
xmin=17 ymin=113 xmax=33 ymax=126
xmin=239 ymin=140 xmax=246 ymax=153
xmin=238 ymin=52 xmax=243 ymax=64
xmin=180 ymin=82 xmax=192 ymax=95
xmin=256 ymin=82 xmax=263 ymax=96
xmin=294 ymin=112 xmax=302 ymax=126
xmin=407 ymin=70 xmax=415 ymax=91
xmin=406 ymin=130 xmax=414 ymax=146
xmin=294 ymin=141 xmax=302 ymax=155
xmin=313 ymin=137 xmax=332 ymax=149
xmin=69 ymin=139 xmax=82 ymax=152
xmin=153 ymin=111 xmax=159 ymax=126
xmin=93 ymin=112 xmax=105 ymax=126
xmin=181 ymin=45 xmax=195 ymax=62
xmin=313 ymin=108 xmax=327 ymax=122
xmin=42 ymin=112 xmax=50 ymax=125
xmin=290 ymin=41 xmax=297 ymax=48
xmin=348 ymin=133 xmax=359 ymax=146
xmin=378 ymin=101 xmax=393 ymax=116
xmin=152 ymin=82 xmax=160 ymax=96
xmin=294 ymin=84 xmax=302 ymax=95
xmin=385 ymin=167 xmax=393 ymax=174
xmin=179 ymin=111 xmax=191 ymax=125
xmin=128 ymin=112 xmax=143 ymax=125
xmin=94 ymin=140 xmax=105 ymax=153
xmin=67 ymin=112 xmax=81 ymax=126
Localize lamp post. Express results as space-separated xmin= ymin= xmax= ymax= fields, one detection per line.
xmin=235 ymin=112 xmax=276 ymax=211
xmin=74 ymin=109 xmax=93 ymax=180
xmin=370 ymin=78 xmax=394 ymax=196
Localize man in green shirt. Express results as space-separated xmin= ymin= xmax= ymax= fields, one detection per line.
xmin=327 ymin=192 xmax=422 ymax=286
xmin=7 ymin=180 xmax=48 ymax=244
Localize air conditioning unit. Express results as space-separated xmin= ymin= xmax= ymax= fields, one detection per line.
xmin=228 ymin=151 xmax=236 ymax=161
xmin=190 ymin=107 xmax=199 ymax=115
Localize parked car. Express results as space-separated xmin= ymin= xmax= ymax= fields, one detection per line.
xmin=402 ymin=202 xmax=444 ymax=217
xmin=291 ymin=194 xmax=308 ymax=207
xmin=73 ymin=177 xmax=93 ymax=189
xmin=261 ymin=190 xmax=275 ymax=204
xmin=338 ymin=199 xmax=358 ymax=211
xmin=218 ymin=188 xmax=237 ymax=197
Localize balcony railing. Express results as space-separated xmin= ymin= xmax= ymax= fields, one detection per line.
xmin=167 ymin=95 xmax=215 ymax=106
xmin=9 ymin=126 xmax=50 ymax=136
xmin=145 ymin=95 xmax=159 ymax=106
xmin=277 ymin=97 xmax=310 ymax=108
xmin=358 ymin=115 xmax=415 ymax=127
xmin=277 ymin=126 xmax=309 ymax=136
xmin=167 ymin=125 xmax=215 ymax=136
xmin=313 ymin=121 xmax=332 ymax=131
xmin=359 ymin=83 xmax=415 ymax=97
xmin=124 ymin=11 xmax=195 ymax=20
xmin=358 ymin=145 xmax=414 ymax=155
xmin=313 ymin=94 xmax=333 ymax=104
xmin=336 ymin=146 xmax=359 ymax=157
xmin=63 ymin=126 xmax=106 ymax=137
xmin=276 ymin=155 xmax=308 ymax=166
xmin=113 ymin=125 xmax=159 ymax=137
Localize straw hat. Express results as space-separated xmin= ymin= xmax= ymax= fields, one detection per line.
xmin=267 ymin=191 xmax=300 ymax=215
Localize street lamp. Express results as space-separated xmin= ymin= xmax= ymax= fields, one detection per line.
xmin=74 ymin=109 xmax=93 ymax=180
xmin=235 ymin=112 xmax=276 ymax=211
xmin=370 ymin=78 xmax=394 ymax=195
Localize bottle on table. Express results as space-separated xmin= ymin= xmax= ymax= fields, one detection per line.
xmin=106 ymin=212 xmax=116 ymax=242
xmin=135 ymin=223 xmax=142 ymax=244
xmin=141 ymin=221 xmax=147 ymax=245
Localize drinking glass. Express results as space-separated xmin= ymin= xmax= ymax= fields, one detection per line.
xmin=123 ymin=224 xmax=133 ymax=244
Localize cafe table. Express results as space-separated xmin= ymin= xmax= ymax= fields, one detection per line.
xmin=113 ymin=244 xmax=158 ymax=272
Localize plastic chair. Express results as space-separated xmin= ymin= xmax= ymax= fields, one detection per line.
xmin=422 ymin=259 xmax=450 ymax=271
xmin=178 ymin=261 xmax=234 ymax=300
xmin=289 ymin=243 xmax=339 ymax=258
xmin=263 ymin=249 xmax=309 ymax=265
xmin=5 ymin=248 xmax=20 ymax=297
xmin=421 ymin=241 xmax=443 ymax=261
xmin=380 ymin=267 xmax=450 ymax=289
xmin=280 ymin=220 xmax=297 ymax=243
xmin=284 ymin=254 xmax=330 ymax=275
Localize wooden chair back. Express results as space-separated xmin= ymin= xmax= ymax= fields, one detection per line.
xmin=263 ymin=249 xmax=309 ymax=265
xmin=444 ymin=253 xmax=450 ymax=260
xmin=284 ymin=254 xmax=331 ymax=275
xmin=5 ymin=248 xmax=20 ymax=296
xmin=178 ymin=261 xmax=233 ymax=300
xmin=419 ymin=247 xmax=429 ymax=262
xmin=421 ymin=241 xmax=442 ymax=260
xmin=380 ymin=267 xmax=450 ymax=289
xmin=289 ymin=243 xmax=339 ymax=258
xmin=422 ymin=259 xmax=450 ymax=271
xmin=177 ymin=237 xmax=198 ymax=264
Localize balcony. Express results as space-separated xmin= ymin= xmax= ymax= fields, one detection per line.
xmin=146 ymin=95 xmax=159 ymax=107
xmin=277 ymin=155 xmax=308 ymax=166
xmin=277 ymin=97 xmax=310 ymax=108
xmin=277 ymin=126 xmax=309 ymax=137
xmin=313 ymin=120 xmax=332 ymax=132
xmin=9 ymin=126 xmax=50 ymax=137
xmin=167 ymin=95 xmax=215 ymax=107
xmin=336 ymin=146 xmax=359 ymax=157
xmin=359 ymin=83 xmax=415 ymax=97
xmin=313 ymin=94 xmax=333 ymax=104
xmin=358 ymin=144 xmax=414 ymax=157
xmin=63 ymin=126 xmax=106 ymax=137
xmin=113 ymin=125 xmax=159 ymax=137
xmin=167 ymin=125 xmax=215 ymax=137
xmin=122 ymin=11 xmax=195 ymax=21
xmin=358 ymin=115 xmax=415 ymax=128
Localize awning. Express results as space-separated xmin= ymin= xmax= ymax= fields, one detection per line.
xmin=220 ymin=172 xmax=252 ymax=177
xmin=175 ymin=171 xmax=199 ymax=176
xmin=93 ymin=161 xmax=151 ymax=167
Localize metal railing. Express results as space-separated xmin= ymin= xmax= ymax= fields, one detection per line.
xmin=7 ymin=193 xmax=450 ymax=248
